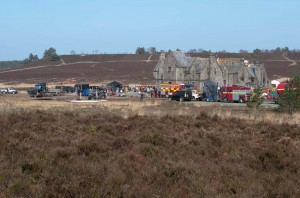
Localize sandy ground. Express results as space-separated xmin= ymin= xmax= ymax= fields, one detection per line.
xmin=0 ymin=92 xmax=299 ymax=125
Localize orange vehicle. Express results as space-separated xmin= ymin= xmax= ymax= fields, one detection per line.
xmin=160 ymin=83 xmax=197 ymax=97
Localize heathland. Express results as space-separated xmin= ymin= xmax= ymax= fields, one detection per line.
xmin=1 ymin=51 xmax=300 ymax=86
xmin=0 ymin=50 xmax=300 ymax=197
xmin=0 ymin=93 xmax=299 ymax=197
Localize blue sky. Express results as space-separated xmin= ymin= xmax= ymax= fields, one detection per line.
xmin=0 ymin=0 xmax=299 ymax=60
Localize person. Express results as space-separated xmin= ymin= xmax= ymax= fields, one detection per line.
xmin=77 ymin=87 xmax=81 ymax=96
xmin=140 ymin=92 xmax=144 ymax=102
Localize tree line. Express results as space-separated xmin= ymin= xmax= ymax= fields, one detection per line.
xmin=1 ymin=46 xmax=300 ymax=69
xmin=135 ymin=46 xmax=300 ymax=54
xmin=0 ymin=47 xmax=60 ymax=69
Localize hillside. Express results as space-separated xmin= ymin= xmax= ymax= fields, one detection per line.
xmin=0 ymin=52 xmax=299 ymax=85
xmin=0 ymin=54 xmax=159 ymax=85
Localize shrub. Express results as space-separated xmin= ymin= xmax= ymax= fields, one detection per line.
xmin=278 ymin=73 xmax=300 ymax=114
xmin=247 ymin=86 xmax=265 ymax=109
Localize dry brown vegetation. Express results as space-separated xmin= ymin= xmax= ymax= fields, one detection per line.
xmin=0 ymin=54 xmax=159 ymax=85
xmin=0 ymin=94 xmax=300 ymax=197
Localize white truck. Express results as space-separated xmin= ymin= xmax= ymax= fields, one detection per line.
xmin=0 ymin=88 xmax=18 ymax=94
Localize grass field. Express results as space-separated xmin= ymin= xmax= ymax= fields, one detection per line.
xmin=0 ymin=93 xmax=300 ymax=197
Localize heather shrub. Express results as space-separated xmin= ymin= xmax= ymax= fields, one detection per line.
xmin=0 ymin=110 xmax=299 ymax=197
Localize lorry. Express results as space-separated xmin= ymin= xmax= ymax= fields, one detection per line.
xmin=220 ymin=85 xmax=251 ymax=103
xmin=0 ymin=88 xmax=18 ymax=94
xmin=28 ymin=82 xmax=63 ymax=97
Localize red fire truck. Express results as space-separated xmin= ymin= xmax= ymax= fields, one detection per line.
xmin=220 ymin=85 xmax=251 ymax=103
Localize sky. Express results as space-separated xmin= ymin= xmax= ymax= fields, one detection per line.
xmin=0 ymin=0 xmax=299 ymax=60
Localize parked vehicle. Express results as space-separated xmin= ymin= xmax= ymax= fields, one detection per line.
xmin=168 ymin=90 xmax=193 ymax=101
xmin=88 ymin=89 xmax=106 ymax=100
xmin=74 ymin=83 xmax=90 ymax=96
xmin=160 ymin=83 xmax=197 ymax=98
xmin=192 ymin=90 xmax=200 ymax=101
xmin=220 ymin=85 xmax=251 ymax=103
xmin=89 ymin=86 xmax=99 ymax=90
xmin=55 ymin=86 xmax=76 ymax=93
xmin=28 ymin=82 xmax=62 ymax=97
xmin=0 ymin=88 xmax=18 ymax=94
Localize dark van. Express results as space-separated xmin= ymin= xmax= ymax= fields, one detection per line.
xmin=168 ymin=90 xmax=193 ymax=101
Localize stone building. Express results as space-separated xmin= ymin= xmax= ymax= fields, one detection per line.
xmin=153 ymin=51 xmax=269 ymax=90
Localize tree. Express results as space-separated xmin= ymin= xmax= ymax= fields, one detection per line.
xmin=283 ymin=47 xmax=289 ymax=52
xmin=278 ymin=74 xmax=300 ymax=114
xmin=246 ymin=86 xmax=265 ymax=109
xmin=147 ymin=47 xmax=157 ymax=54
xmin=220 ymin=50 xmax=228 ymax=53
xmin=43 ymin=47 xmax=60 ymax=61
xmin=70 ymin=50 xmax=76 ymax=55
xmin=275 ymin=47 xmax=282 ymax=52
xmin=253 ymin=48 xmax=262 ymax=54
xmin=239 ymin=49 xmax=249 ymax=53
xmin=24 ymin=53 xmax=39 ymax=64
xmin=135 ymin=47 xmax=146 ymax=54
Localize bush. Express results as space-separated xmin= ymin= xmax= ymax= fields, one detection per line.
xmin=278 ymin=74 xmax=300 ymax=114
xmin=247 ymin=86 xmax=265 ymax=109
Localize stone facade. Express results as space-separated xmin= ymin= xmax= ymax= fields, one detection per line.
xmin=153 ymin=51 xmax=269 ymax=90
